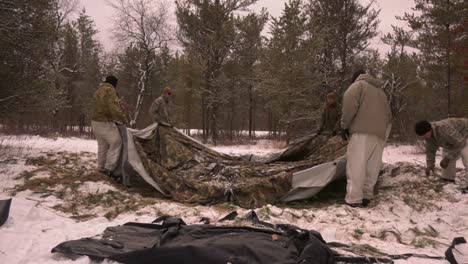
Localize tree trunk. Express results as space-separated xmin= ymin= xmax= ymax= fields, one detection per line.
xmin=248 ymin=84 xmax=254 ymax=139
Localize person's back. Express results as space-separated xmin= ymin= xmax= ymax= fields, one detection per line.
xmin=90 ymin=75 xmax=125 ymax=181
xmin=339 ymin=71 xmax=392 ymax=207
xmin=341 ymin=73 xmax=391 ymax=140
xmin=431 ymin=118 xmax=468 ymax=145
xmin=92 ymin=83 xmax=125 ymax=123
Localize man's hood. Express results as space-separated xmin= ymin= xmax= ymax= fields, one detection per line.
xmin=356 ymin=73 xmax=383 ymax=88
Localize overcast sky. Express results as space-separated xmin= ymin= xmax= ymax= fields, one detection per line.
xmin=80 ymin=0 xmax=416 ymax=55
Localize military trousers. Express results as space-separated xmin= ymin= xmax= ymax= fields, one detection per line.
xmin=345 ymin=133 xmax=385 ymax=204
xmin=91 ymin=121 xmax=122 ymax=171
xmin=441 ymin=139 xmax=468 ymax=183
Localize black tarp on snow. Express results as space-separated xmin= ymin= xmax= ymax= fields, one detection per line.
xmin=0 ymin=198 xmax=12 ymax=227
xmin=52 ymin=217 xmax=336 ymax=264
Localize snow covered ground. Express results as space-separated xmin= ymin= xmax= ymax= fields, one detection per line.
xmin=0 ymin=134 xmax=467 ymax=264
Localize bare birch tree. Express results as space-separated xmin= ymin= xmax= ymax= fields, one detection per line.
xmin=108 ymin=0 xmax=172 ymax=126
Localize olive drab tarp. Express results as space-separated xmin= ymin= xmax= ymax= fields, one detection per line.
xmin=116 ymin=124 xmax=347 ymax=208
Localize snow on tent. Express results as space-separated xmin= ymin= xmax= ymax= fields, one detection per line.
xmin=115 ymin=124 xmax=347 ymax=208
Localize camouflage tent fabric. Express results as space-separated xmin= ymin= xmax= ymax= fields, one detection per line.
xmin=127 ymin=124 xmax=346 ymax=208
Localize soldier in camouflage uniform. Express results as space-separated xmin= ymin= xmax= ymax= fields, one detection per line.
xmin=415 ymin=118 xmax=468 ymax=192
xmin=149 ymin=87 xmax=172 ymax=126
xmin=91 ymin=75 xmax=127 ymax=176
xmin=317 ymin=92 xmax=341 ymax=136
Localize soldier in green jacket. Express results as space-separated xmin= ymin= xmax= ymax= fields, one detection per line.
xmin=317 ymin=92 xmax=341 ymax=136
xmin=91 ymin=75 xmax=127 ymax=178
xmin=149 ymin=86 xmax=172 ymax=126
xmin=415 ymin=118 xmax=468 ymax=192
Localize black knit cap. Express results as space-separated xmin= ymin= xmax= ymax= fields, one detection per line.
xmin=414 ymin=120 xmax=432 ymax=136
xmin=105 ymin=75 xmax=118 ymax=87
xmin=351 ymin=69 xmax=366 ymax=83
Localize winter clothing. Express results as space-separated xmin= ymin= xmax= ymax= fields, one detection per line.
xmin=439 ymin=138 xmax=468 ymax=182
xmin=440 ymin=157 xmax=450 ymax=169
xmin=105 ymin=75 xmax=118 ymax=88
xmin=340 ymin=129 xmax=350 ymax=141
xmin=91 ymin=82 xmax=125 ymax=172
xmin=91 ymin=121 xmax=122 ymax=171
xmin=341 ymin=73 xmax=391 ymax=204
xmin=91 ymin=83 xmax=126 ymax=124
xmin=318 ymin=103 xmax=341 ymax=134
xmin=341 ymin=74 xmax=392 ymax=141
xmin=415 ymin=121 xmax=432 ymax=136
xmin=345 ymin=133 xmax=385 ymax=204
xmin=425 ymin=118 xmax=468 ymax=170
xmin=149 ymin=96 xmax=171 ymax=125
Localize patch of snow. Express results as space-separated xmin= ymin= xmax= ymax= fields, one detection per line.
xmin=76 ymin=182 xmax=118 ymax=195
xmin=1 ymin=136 xmax=467 ymax=264
xmin=383 ymin=144 xmax=464 ymax=168
xmin=211 ymin=140 xmax=284 ymax=156
xmin=0 ymin=134 xmax=96 ymax=155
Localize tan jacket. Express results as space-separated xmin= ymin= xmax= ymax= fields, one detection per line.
xmin=91 ymin=83 xmax=126 ymax=123
xmin=341 ymin=74 xmax=392 ymax=140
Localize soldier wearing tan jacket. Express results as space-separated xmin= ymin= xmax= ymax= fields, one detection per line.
xmin=91 ymin=75 xmax=126 ymax=177
xmin=415 ymin=118 xmax=468 ymax=192
xmin=340 ymin=70 xmax=392 ymax=207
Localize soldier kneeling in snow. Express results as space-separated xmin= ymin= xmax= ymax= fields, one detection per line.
xmin=415 ymin=118 xmax=468 ymax=193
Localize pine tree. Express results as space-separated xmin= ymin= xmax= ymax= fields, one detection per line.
xmin=401 ymin=0 xmax=467 ymax=117
xmin=306 ymin=0 xmax=380 ymax=90
xmin=176 ymin=0 xmax=257 ymax=144
xmin=259 ymin=0 xmax=308 ymax=142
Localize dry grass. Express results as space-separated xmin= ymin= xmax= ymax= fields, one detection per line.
xmin=348 ymin=244 xmax=387 ymax=257
xmin=352 ymin=228 xmax=365 ymax=240
xmin=10 ymin=153 xmax=162 ymax=220
xmin=375 ymin=162 xmax=457 ymax=212
xmin=0 ymin=135 xmax=31 ymax=157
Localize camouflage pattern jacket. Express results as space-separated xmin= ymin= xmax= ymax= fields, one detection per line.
xmin=319 ymin=103 xmax=341 ymax=133
xmin=91 ymin=83 xmax=126 ymax=123
xmin=426 ymin=118 xmax=468 ymax=168
xmin=149 ymin=96 xmax=171 ymax=125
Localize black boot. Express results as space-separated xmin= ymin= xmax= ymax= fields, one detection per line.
xmin=362 ymin=199 xmax=371 ymax=207
xmin=439 ymin=178 xmax=456 ymax=184
xmin=336 ymin=199 xmax=365 ymax=208
xmin=461 ymin=187 xmax=468 ymax=194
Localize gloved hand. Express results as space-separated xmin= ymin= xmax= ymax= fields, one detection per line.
xmin=340 ymin=129 xmax=350 ymax=141
xmin=425 ymin=165 xmax=435 ymax=176
xmin=129 ymin=120 xmax=136 ymax=126
xmin=317 ymin=128 xmax=323 ymax=135
xmin=159 ymin=122 xmax=173 ymax=128
xmin=332 ymin=130 xmax=337 ymax=136
xmin=440 ymin=157 xmax=450 ymax=169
